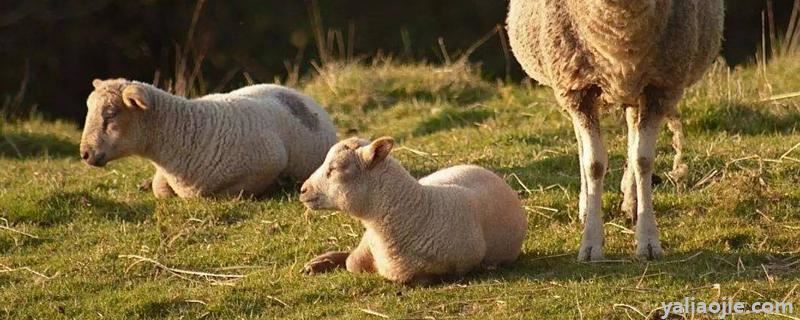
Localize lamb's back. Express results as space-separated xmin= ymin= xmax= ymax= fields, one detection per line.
xmin=419 ymin=165 xmax=501 ymax=192
xmin=198 ymin=84 xmax=337 ymax=180
xmin=420 ymin=165 xmax=527 ymax=264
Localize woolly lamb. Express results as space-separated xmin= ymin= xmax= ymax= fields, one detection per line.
xmin=80 ymin=78 xmax=337 ymax=198
xmin=298 ymin=137 xmax=527 ymax=284
xmin=507 ymin=0 xmax=723 ymax=260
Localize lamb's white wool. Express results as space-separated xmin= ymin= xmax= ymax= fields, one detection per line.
xmin=80 ymin=78 xmax=337 ymax=198
xmin=299 ymin=137 xmax=527 ymax=284
xmin=507 ymin=0 xmax=724 ymax=260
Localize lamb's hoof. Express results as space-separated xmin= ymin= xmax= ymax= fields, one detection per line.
xmin=635 ymin=240 xmax=664 ymax=260
xmin=577 ymin=243 xmax=604 ymax=262
xmin=301 ymin=251 xmax=348 ymax=275
xmin=301 ymin=258 xmax=340 ymax=275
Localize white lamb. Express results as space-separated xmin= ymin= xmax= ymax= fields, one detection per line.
xmin=80 ymin=78 xmax=337 ymax=198
xmin=507 ymin=0 xmax=724 ymax=260
xmin=298 ymin=137 xmax=527 ymax=284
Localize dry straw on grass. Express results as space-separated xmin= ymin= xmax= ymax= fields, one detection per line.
xmin=119 ymin=254 xmax=246 ymax=285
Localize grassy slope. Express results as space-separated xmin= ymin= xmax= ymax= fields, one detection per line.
xmin=1 ymin=58 xmax=799 ymax=319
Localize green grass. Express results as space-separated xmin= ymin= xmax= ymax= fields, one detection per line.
xmin=1 ymin=57 xmax=800 ymax=319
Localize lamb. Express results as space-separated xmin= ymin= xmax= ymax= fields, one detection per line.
xmin=507 ymin=0 xmax=723 ymax=260
xmin=298 ymin=137 xmax=527 ymax=284
xmin=79 ymin=78 xmax=337 ymax=198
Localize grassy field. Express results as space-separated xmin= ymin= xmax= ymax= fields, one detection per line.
xmin=1 ymin=56 xmax=799 ymax=319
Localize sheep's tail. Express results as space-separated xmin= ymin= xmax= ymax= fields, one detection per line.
xmin=666 ymin=112 xmax=688 ymax=192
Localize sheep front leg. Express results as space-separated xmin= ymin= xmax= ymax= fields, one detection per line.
xmin=152 ymin=170 xmax=175 ymax=198
xmin=573 ymin=122 xmax=588 ymax=223
xmin=631 ymin=88 xmax=676 ymax=260
xmin=563 ymin=88 xmax=607 ymax=261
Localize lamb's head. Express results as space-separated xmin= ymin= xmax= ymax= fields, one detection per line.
xmin=300 ymin=136 xmax=396 ymax=216
xmin=80 ymin=79 xmax=152 ymax=167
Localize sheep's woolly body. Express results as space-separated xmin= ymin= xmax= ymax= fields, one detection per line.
xmin=363 ymin=164 xmax=527 ymax=283
xmin=507 ymin=0 xmax=723 ymax=104
xmin=507 ymin=0 xmax=723 ymax=260
xmin=88 ymin=80 xmax=336 ymax=198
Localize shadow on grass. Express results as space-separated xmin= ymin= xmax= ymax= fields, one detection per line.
xmin=414 ymin=108 xmax=494 ymax=136
xmin=463 ymin=249 xmax=795 ymax=287
xmin=689 ymin=102 xmax=800 ymax=135
xmin=394 ymin=81 xmax=493 ymax=106
xmin=0 ymin=132 xmax=78 ymax=159
xmin=496 ymin=131 xmax=570 ymax=149
xmin=0 ymin=235 xmax=43 ymax=254
xmin=361 ymin=87 xmax=495 ymax=113
xmin=495 ymin=154 xmax=581 ymax=193
xmin=259 ymin=177 xmax=303 ymax=200
xmin=15 ymin=191 xmax=154 ymax=226
xmin=127 ymin=298 xmax=205 ymax=319
xmin=137 ymin=175 xmax=302 ymax=203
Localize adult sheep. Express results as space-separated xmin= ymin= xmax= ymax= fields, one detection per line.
xmin=507 ymin=0 xmax=723 ymax=260
xmin=80 ymin=78 xmax=337 ymax=198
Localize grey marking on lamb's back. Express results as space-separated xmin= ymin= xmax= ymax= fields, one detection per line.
xmin=276 ymin=92 xmax=319 ymax=131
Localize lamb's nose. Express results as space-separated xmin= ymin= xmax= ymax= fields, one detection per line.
xmin=300 ymin=186 xmax=309 ymax=194
xmin=81 ymin=151 xmax=90 ymax=160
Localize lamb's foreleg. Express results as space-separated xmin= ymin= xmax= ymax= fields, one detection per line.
xmin=302 ymin=251 xmax=349 ymax=275
xmin=346 ymin=235 xmax=375 ymax=274
xmin=303 ymin=234 xmax=375 ymax=275
xmin=152 ymin=170 xmax=175 ymax=198
xmin=563 ymin=87 xmax=607 ymax=261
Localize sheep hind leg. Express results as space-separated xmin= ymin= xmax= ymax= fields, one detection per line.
xmin=623 ymin=106 xmax=681 ymax=226
xmin=621 ymin=105 xmax=638 ymax=225
xmin=666 ymin=112 xmax=688 ymax=192
xmin=632 ymin=87 xmax=677 ymax=260
xmin=565 ymin=87 xmax=607 ymax=262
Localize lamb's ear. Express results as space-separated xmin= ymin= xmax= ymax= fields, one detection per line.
xmin=121 ymin=84 xmax=151 ymax=110
xmin=363 ymin=137 xmax=395 ymax=170
xmin=92 ymin=79 xmax=103 ymax=89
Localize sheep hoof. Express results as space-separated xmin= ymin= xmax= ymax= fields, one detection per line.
xmin=301 ymin=251 xmax=349 ymax=275
xmin=635 ymin=240 xmax=663 ymax=260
